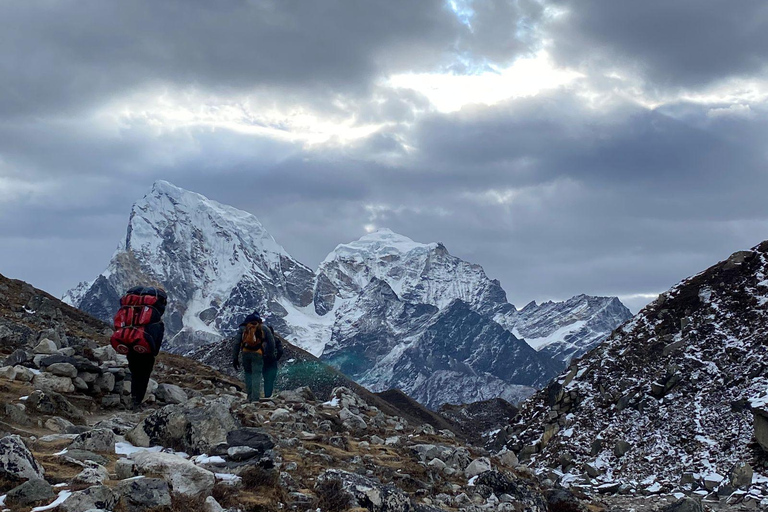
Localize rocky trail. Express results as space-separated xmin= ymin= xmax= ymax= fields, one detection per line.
xmin=0 ymin=271 xmax=579 ymax=512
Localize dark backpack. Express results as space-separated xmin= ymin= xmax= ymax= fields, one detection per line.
xmin=110 ymin=286 xmax=166 ymax=355
xmin=268 ymin=325 xmax=284 ymax=361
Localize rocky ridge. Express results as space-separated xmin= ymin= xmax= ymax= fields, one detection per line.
xmin=492 ymin=243 xmax=768 ymax=509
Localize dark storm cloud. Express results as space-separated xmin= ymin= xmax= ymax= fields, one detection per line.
xmin=0 ymin=0 xmax=462 ymax=117
xmin=546 ymin=0 xmax=768 ymax=87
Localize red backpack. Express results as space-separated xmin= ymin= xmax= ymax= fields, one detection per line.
xmin=110 ymin=286 xmax=167 ymax=355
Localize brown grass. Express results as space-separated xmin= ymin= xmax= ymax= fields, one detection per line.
xmin=313 ymin=478 xmax=349 ymax=512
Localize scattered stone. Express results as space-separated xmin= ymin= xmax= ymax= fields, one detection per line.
xmin=204 ymin=496 xmax=225 ymax=512
xmin=69 ymin=429 xmax=116 ymax=453
xmin=660 ymin=497 xmax=704 ymax=512
xmin=33 ymin=372 xmax=75 ymax=394
xmin=545 ymin=489 xmax=587 ymax=512
xmin=132 ymin=450 xmax=216 ymax=496
xmin=339 ymin=407 xmax=367 ymax=431
xmin=59 ymin=485 xmax=118 ymax=512
xmin=465 ymin=457 xmax=492 ymax=478
xmin=72 ymin=464 xmax=110 ymax=486
xmin=101 ymin=394 xmax=121 ymax=408
xmin=227 ymin=446 xmax=260 ymax=461
xmin=33 ymin=338 xmax=58 ymax=354
xmin=47 ymin=362 xmax=78 ymax=378
xmin=729 ymin=462 xmax=753 ymax=489
xmin=270 ymin=408 xmax=292 ymax=422
xmin=62 ymin=449 xmax=110 ymax=467
xmin=116 ymin=477 xmax=172 ymax=512
xmin=614 ymin=440 xmax=631 ymax=458
xmin=115 ymin=458 xmax=137 ymax=480
xmin=5 ymin=478 xmax=56 ymax=507
xmin=13 ymin=365 xmax=35 ymax=382
xmin=26 ymin=390 xmax=84 ymax=420
xmin=315 ymin=469 xmax=410 ymax=512
xmin=0 ymin=365 xmax=17 ymax=380
xmin=0 ymin=434 xmax=45 ymax=480
xmin=499 ymin=450 xmax=518 ymax=467
xmin=155 ymin=383 xmax=188 ymax=404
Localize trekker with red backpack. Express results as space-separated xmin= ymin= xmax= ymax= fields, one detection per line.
xmin=110 ymin=286 xmax=167 ymax=410
xmin=232 ymin=312 xmax=276 ymax=401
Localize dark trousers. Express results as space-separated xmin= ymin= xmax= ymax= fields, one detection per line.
xmin=263 ymin=362 xmax=278 ymax=398
xmin=128 ymin=352 xmax=156 ymax=405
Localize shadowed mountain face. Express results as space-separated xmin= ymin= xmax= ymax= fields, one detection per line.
xmin=66 ymin=181 xmax=630 ymax=409
xmin=495 ymin=242 xmax=768 ymax=493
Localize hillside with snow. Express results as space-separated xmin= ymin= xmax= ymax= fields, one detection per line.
xmin=494 ymin=243 xmax=768 ymax=503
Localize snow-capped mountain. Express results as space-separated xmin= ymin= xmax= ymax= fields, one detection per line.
xmin=67 ymin=181 xmax=629 ymax=409
xmin=315 ymin=229 xmax=509 ymax=317
xmin=498 ymin=295 xmax=632 ymax=364
xmin=64 ymin=180 xmax=320 ymax=353
xmin=495 ymin=243 xmax=768 ymax=492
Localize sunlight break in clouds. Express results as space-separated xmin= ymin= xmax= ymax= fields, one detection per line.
xmin=388 ymin=51 xmax=582 ymax=112
xmin=106 ymin=89 xmax=385 ymax=147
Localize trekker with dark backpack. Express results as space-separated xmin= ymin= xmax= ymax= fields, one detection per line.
xmin=232 ymin=312 xmax=276 ymax=401
xmin=111 ymin=286 xmax=167 ymax=410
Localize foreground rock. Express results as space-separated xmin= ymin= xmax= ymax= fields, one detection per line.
xmin=0 ymin=434 xmax=45 ymax=480
xmin=132 ymin=451 xmax=216 ymax=496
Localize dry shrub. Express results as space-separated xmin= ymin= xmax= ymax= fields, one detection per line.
xmin=314 ymin=477 xmax=349 ymax=512
xmin=211 ymin=483 xmax=242 ymax=509
xmin=240 ymin=466 xmax=279 ymax=489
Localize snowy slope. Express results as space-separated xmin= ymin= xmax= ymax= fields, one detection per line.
xmin=495 ymin=244 xmax=768 ymax=495
xmin=65 ymin=180 xmax=321 ymax=353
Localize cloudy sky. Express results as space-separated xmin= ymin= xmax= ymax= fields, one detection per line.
xmin=2 ymin=1 xmax=767 ymax=313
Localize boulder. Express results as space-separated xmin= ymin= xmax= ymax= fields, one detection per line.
xmin=339 ymin=407 xmax=367 ymax=431
xmin=0 ymin=365 xmax=17 ymax=380
xmin=315 ymin=469 xmax=410 ymax=512
xmin=69 ymin=429 xmax=116 ymax=453
xmin=614 ymin=440 xmax=631 ymax=458
xmin=94 ymin=372 xmax=115 ymax=393
xmin=33 ymin=372 xmax=75 ymax=394
xmin=204 ymin=496 xmax=225 ymax=512
xmin=47 ymin=362 xmax=78 ymax=378
xmin=128 ymin=398 xmax=239 ymax=455
xmin=72 ymin=464 xmax=110 ymax=486
xmin=465 ymin=457 xmax=492 ymax=478
xmin=132 ymin=451 xmax=216 ymax=496
xmin=26 ymin=390 xmax=84 ymax=420
xmin=33 ymin=338 xmax=58 ymax=354
xmin=61 ymin=449 xmax=110 ymax=467
xmin=59 ymin=485 xmax=119 ymax=512
xmin=545 ymin=489 xmax=587 ymax=512
xmin=116 ymin=477 xmax=172 ymax=511
xmin=5 ymin=478 xmax=56 ymax=507
xmin=0 ymin=434 xmax=45 ymax=480
xmin=227 ymin=427 xmax=275 ymax=454
xmin=115 ymin=458 xmax=137 ymax=480
xmin=729 ymin=462 xmax=753 ymax=488
xmin=499 ymin=450 xmax=518 ymax=467
xmin=271 ymin=408 xmax=292 ymax=422
xmin=753 ymin=408 xmax=768 ymax=452
xmin=155 ymin=383 xmax=188 ymax=404
xmin=475 ymin=470 xmax=547 ymax=511
xmin=13 ymin=365 xmax=35 ymax=383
